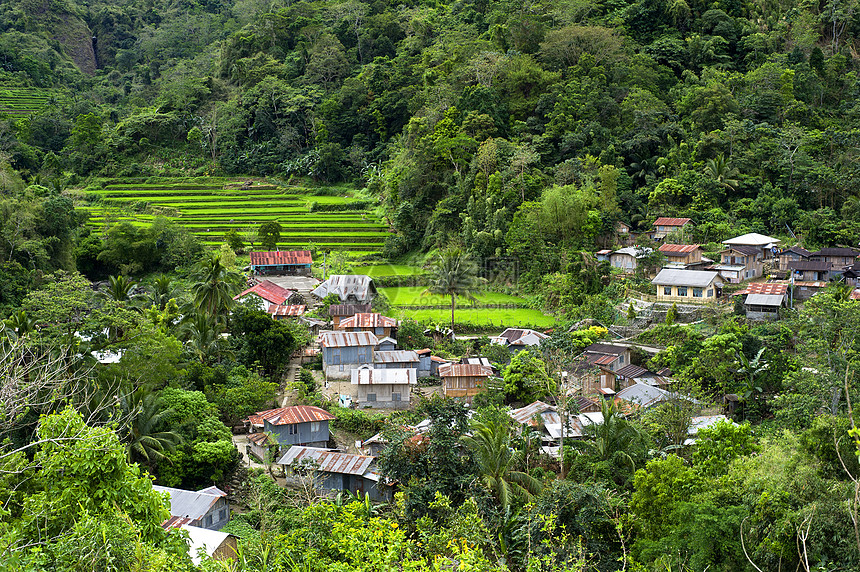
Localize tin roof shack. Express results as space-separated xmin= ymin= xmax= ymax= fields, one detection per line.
xmin=596 ymin=249 xmax=613 ymax=262
xmin=788 ymin=260 xmax=831 ymax=282
xmin=509 ymin=401 xmax=563 ymax=444
xmin=374 ymin=349 xmax=419 ymax=370
xmin=845 ymin=261 xmax=860 ymax=286
xmin=659 ymin=244 xmax=708 ymax=269
xmin=180 ymin=525 xmax=238 ymax=566
xmin=614 ymin=364 xmax=669 ymax=389
xmin=250 ymin=250 xmax=313 ymax=276
xmin=268 ymin=304 xmax=306 ymax=320
xmin=651 ymin=217 xmax=692 ymax=240
xmin=491 ymin=328 xmax=549 ymax=353
xmin=609 ymin=247 xmax=654 ymax=274
xmin=583 ymin=343 xmax=632 ymax=373
xmin=247 ymin=432 xmax=278 ymax=463
xmin=312 ymin=275 xmax=376 ymax=304
xmin=153 ymin=485 xmax=230 ymax=531
xmin=439 ymin=363 xmax=493 ymax=403
xmin=234 ymin=280 xmax=302 ymax=311
xmin=329 ymin=304 xmax=372 ymax=328
xmin=461 ymin=356 xmax=499 ymax=375
xmin=722 ymin=233 xmax=781 ymax=259
xmin=351 ymin=367 xmax=417 ymax=409
xmin=336 ymin=312 xmax=399 ymax=338
xmin=376 ymin=336 xmax=397 ymax=351
xmin=615 ymin=384 xmax=697 ymax=410
xmin=744 ymin=293 xmax=787 ymax=319
xmin=778 ymin=246 xmax=812 ymax=271
xmin=810 ymin=248 xmax=860 ymax=275
xmin=319 ymin=331 xmax=378 ymax=379
xmin=278 ymin=446 xmax=392 ymax=502
xmin=416 ymin=349 xmax=449 ymax=377
xmin=652 ymin=269 xmax=723 ymax=303
xmin=246 ymin=406 xmax=335 ymax=450
xmin=717 ymin=245 xmax=763 ymax=282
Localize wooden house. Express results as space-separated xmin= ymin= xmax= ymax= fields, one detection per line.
xmin=614 ymin=364 xmax=669 ymax=389
xmin=336 ymin=312 xmax=399 ymax=338
xmin=844 ymin=262 xmax=860 ymax=286
xmin=788 ymin=260 xmax=831 ymax=282
xmin=778 ymin=246 xmax=812 ymax=271
xmin=246 ymin=406 xmax=335 ymax=450
xmin=609 ymin=247 xmax=653 ymax=274
xmin=439 ymin=363 xmax=493 ymax=403
xmin=247 ymin=432 xmax=278 ymax=462
xmin=312 ymin=275 xmax=376 ymax=304
xmin=582 ymin=343 xmax=632 ymax=373
xmin=658 ymin=244 xmax=706 ymax=269
xmin=318 ymin=331 xmax=378 ymax=379
xmin=329 ymin=304 xmax=372 ymax=328
xmin=278 ymin=446 xmax=392 ymax=502
xmin=249 ymin=250 xmax=312 ymax=276
xmin=375 ymin=337 xmax=396 ymax=351
xmin=651 ymin=217 xmax=692 ymax=240
xmin=733 ymin=283 xmax=789 ymax=320
xmin=810 ymin=248 xmax=860 ymax=276
xmin=716 ymin=245 xmax=763 ymax=282
xmin=154 ymin=485 xmax=230 ymax=531
xmin=181 ymin=525 xmax=238 ymax=566
xmin=234 ymin=280 xmax=302 ymax=311
xmin=351 ymin=366 xmax=417 ymax=409
xmin=652 ymin=269 xmax=723 ymax=303
xmin=491 ymin=328 xmax=549 ymax=353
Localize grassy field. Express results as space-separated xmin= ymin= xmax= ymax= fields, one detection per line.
xmin=352 ymin=264 xmax=426 ymax=277
xmin=395 ymin=307 xmax=556 ymax=328
xmin=77 ymin=177 xmax=388 ymax=254
xmin=379 ymin=286 xmax=529 ymax=307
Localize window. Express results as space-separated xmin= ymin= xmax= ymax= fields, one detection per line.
xmin=311 ymin=422 xmax=320 ymax=433
xmin=219 ymin=509 xmax=227 ymax=521
xmin=664 ymin=286 xmax=672 ymax=296
xmin=289 ymin=424 xmax=298 ymax=435
xmin=707 ymin=289 xmax=714 ymax=297
xmin=367 ymin=393 xmax=376 ymax=402
xmin=677 ymin=286 xmax=688 ymax=296
xmin=204 ymin=514 xmax=213 ymax=527
xmin=693 ymin=287 xmax=703 ymax=298
xmin=392 ymin=392 xmax=401 ymax=402
xmin=619 ymin=355 xmax=625 ymax=365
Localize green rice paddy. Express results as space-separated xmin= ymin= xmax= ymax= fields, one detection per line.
xmin=352 ymin=265 xmax=427 ymax=277
xmin=77 ymin=177 xmax=388 ymax=254
xmin=0 ymin=87 xmax=61 ymax=117
xmin=379 ymin=286 xmax=529 ymax=307
xmin=395 ymin=307 xmax=556 ymax=329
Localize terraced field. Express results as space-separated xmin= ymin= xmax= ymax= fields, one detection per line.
xmin=0 ymin=87 xmax=60 ymax=117
xmin=78 ymin=178 xmax=389 ymax=256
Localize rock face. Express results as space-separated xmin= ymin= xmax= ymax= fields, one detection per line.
xmin=52 ymin=13 xmax=97 ymax=75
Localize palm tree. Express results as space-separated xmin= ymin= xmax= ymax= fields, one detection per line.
xmin=705 ymin=152 xmax=739 ymax=191
xmin=736 ymin=347 xmax=767 ymax=406
xmin=180 ymin=311 xmax=232 ymax=365
xmin=578 ymin=399 xmax=647 ymax=470
xmin=461 ymin=416 xmax=542 ymax=509
xmin=426 ymin=247 xmax=484 ymax=335
xmin=147 ymin=274 xmax=173 ymax=311
xmin=117 ymin=388 xmax=182 ymax=467
xmin=191 ymin=251 xmax=242 ymax=320
xmin=104 ymin=274 xmax=138 ymax=303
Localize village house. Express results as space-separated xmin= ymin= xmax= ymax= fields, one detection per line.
xmin=312 ymin=275 xmax=377 ymax=304
xmin=777 ymin=246 xmax=812 ymax=271
xmin=609 ymin=246 xmax=654 ymax=274
xmin=376 ymin=337 xmax=397 ymax=351
xmin=233 ymin=280 xmax=302 ymax=311
xmin=810 ymin=247 xmax=860 ymax=277
xmin=651 ymin=217 xmax=692 ymax=240
xmin=733 ymin=283 xmax=789 ymax=320
xmin=491 ymin=328 xmax=549 ymax=353
xmin=582 ymin=343 xmax=631 ymax=372
xmin=613 ymin=364 xmax=670 ymax=389
xmin=336 ymin=312 xmax=399 ymax=338
xmin=508 ymin=401 xmax=565 ymax=444
xmin=844 ymin=261 xmax=860 ymax=286
xmin=439 ymin=363 xmax=493 ymax=403
xmin=318 ymin=331 xmax=378 ymax=379
xmin=374 ymin=349 xmax=420 ymax=370
xmin=658 ymin=244 xmax=709 ymax=269
xmin=153 ymin=485 xmax=230 ymax=531
xmin=249 ymin=250 xmax=313 ymax=276
xmin=715 ymin=245 xmax=763 ymax=282
xmin=268 ymin=304 xmax=306 ymax=320
xmin=329 ymin=304 xmax=372 ymax=328
xmin=722 ymin=233 xmax=781 ymax=259
xmin=787 ymin=260 xmax=831 ymax=282
xmin=596 ymin=249 xmax=613 ymax=262
xmin=652 ymin=269 xmax=723 ymax=303
xmin=615 ymin=384 xmax=697 ymax=410
xmin=246 ymin=405 xmax=335 ymax=450
xmin=246 ymin=432 xmax=278 ymax=462
xmin=180 ymin=526 xmax=238 ymax=566
xmin=278 ymin=446 xmax=392 ymax=502
xmin=416 ymin=349 xmax=449 ymax=377
xmin=351 ymin=366 xmax=417 ymax=409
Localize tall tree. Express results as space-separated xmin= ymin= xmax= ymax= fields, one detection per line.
xmin=426 ymin=246 xmax=484 ymax=334
xmin=190 ymin=252 xmax=242 ymax=321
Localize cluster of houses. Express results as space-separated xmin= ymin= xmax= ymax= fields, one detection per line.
xmin=598 ymin=219 xmax=860 ymax=314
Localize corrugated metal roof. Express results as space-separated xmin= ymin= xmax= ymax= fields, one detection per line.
xmin=438 ymin=363 xmax=493 ymax=377
xmin=722 ymin=233 xmax=780 ymax=246
xmin=652 ymin=269 xmax=721 ymax=287
xmin=278 ymin=446 xmax=375 ymax=476
xmin=722 ymin=244 xmax=761 ymax=256
xmin=247 ymin=406 xmax=335 ymax=427
xmin=780 ymin=246 xmax=812 ymax=257
xmin=329 ymin=304 xmax=372 ymax=317
xmin=788 ymin=260 xmax=831 ymax=271
xmin=152 ymin=486 xmax=225 ymax=522
xmin=850 ymin=289 xmax=860 ymax=300
xmin=182 ymin=525 xmax=233 ymax=565
xmin=734 ymin=282 xmax=788 ymax=296
xmin=248 ymin=433 xmax=275 ymax=445
xmin=337 ymin=313 xmax=398 ymax=329
xmin=351 ymin=368 xmax=417 ymax=385
xmin=268 ymin=304 xmax=306 ymax=316
xmin=312 ymin=275 xmax=375 ymax=302
xmin=318 ymin=331 xmax=378 ymax=348
xmin=653 ymin=217 xmax=691 ymax=226
xmin=745 ymin=293 xmax=785 ymax=306
xmin=591 ymin=354 xmax=618 ymax=366
xmin=235 ymin=280 xmax=295 ymax=305
xmin=497 ymin=328 xmax=548 ymax=345
xmin=612 ymin=247 xmax=653 ymax=258
xmin=461 ymin=357 xmax=493 ymax=368
xmin=584 ymin=343 xmax=626 ymax=355
xmin=615 ymin=364 xmax=649 ymax=378
xmin=811 ymin=248 xmax=859 ymax=257
xmin=250 ymin=250 xmax=313 ymax=266
xmin=615 ymin=384 xmax=696 ymax=409
xmin=374 ymin=350 xmax=419 ymax=363
xmin=509 ymin=401 xmax=556 ymax=426
xmin=659 ymin=243 xmax=700 ymax=254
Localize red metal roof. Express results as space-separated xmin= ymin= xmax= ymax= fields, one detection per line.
xmin=438 ymin=363 xmax=493 ymax=377
xmin=267 ymin=304 xmax=306 ymax=317
xmin=653 ymin=217 xmax=691 ymax=227
xmin=247 ymin=406 xmax=335 ymax=427
xmin=278 ymin=446 xmax=375 ymax=476
xmin=337 ymin=313 xmax=398 ymax=329
xmin=250 ymin=250 xmax=313 ymax=266
xmin=591 ymin=354 xmax=618 ymax=366
xmin=659 ymin=243 xmax=700 ymax=254
xmin=248 ymin=432 xmax=275 ymax=445
xmin=235 ymin=280 xmax=295 ymax=305
xmin=732 ymin=282 xmax=789 ymax=296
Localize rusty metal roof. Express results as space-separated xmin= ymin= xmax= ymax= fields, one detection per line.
xmin=788 ymin=260 xmax=831 ymax=271
xmin=267 ymin=304 xmax=306 ymax=317
xmin=614 ymin=364 xmax=649 ymax=378
xmin=277 ymin=446 xmax=375 ymax=476
xmin=248 ymin=433 xmax=275 ymax=446
xmin=659 ymin=243 xmax=700 ymax=254
xmin=733 ymin=282 xmax=789 ymax=296
xmin=337 ymin=313 xmax=398 ymax=329
xmin=250 ymin=250 xmax=312 ymax=266
xmin=235 ymin=280 xmax=295 ymax=305
xmin=329 ymin=304 xmax=371 ymax=317
xmin=653 ymin=217 xmax=691 ymax=227
xmin=374 ymin=350 xmax=419 ymax=363
xmin=438 ymin=363 xmax=493 ymax=377
xmin=509 ymin=401 xmax=556 ymax=426
xmin=318 ymin=331 xmax=378 ymax=348
xmin=351 ymin=368 xmax=417 ymax=385
xmin=247 ymin=406 xmax=335 ymax=427
xmin=590 ymin=354 xmax=619 ymax=366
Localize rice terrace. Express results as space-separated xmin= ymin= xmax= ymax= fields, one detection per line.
xmin=76 ymin=177 xmax=388 ymax=256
